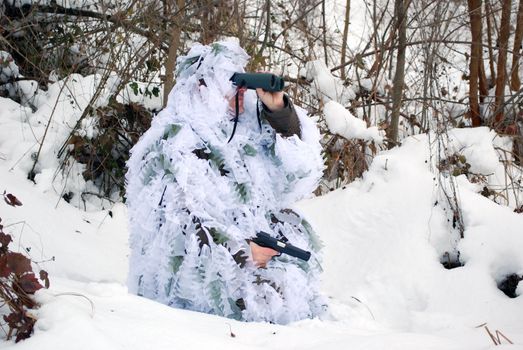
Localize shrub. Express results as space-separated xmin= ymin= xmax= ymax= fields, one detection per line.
xmin=0 ymin=195 xmax=49 ymax=342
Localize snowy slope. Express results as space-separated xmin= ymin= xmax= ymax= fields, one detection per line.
xmin=298 ymin=128 xmax=523 ymax=333
xmin=1 ymin=121 xmax=522 ymax=349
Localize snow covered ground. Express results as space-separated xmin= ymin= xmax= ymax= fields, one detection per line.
xmin=1 ymin=90 xmax=522 ymax=349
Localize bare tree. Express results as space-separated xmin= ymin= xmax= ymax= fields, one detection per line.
xmin=340 ymin=0 xmax=351 ymax=80
xmin=387 ymin=0 xmax=409 ymax=147
xmin=493 ymin=0 xmax=512 ymax=128
xmin=485 ymin=0 xmax=497 ymax=83
xmin=163 ymin=0 xmax=186 ymax=106
xmin=510 ymin=0 xmax=523 ymax=91
xmin=467 ymin=0 xmax=483 ymax=126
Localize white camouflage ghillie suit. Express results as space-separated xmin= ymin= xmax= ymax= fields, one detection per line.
xmin=126 ymin=40 xmax=325 ymax=324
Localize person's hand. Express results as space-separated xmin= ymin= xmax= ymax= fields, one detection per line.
xmin=249 ymin=241 xmax=279 ymax=268
xmin=256 ymin=88 xmax=284 ymax=112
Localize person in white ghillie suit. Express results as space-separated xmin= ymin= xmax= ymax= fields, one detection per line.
xmin=126 ymin=39 xmax=325 ymax=324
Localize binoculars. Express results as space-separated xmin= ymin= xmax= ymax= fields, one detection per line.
xmin=230 ymin=73 xmax=285 ymax=92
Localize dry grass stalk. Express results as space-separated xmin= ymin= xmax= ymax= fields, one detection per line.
xmin=477 ymin=323 xmax=514 ymax=346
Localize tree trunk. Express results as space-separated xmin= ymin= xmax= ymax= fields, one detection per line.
xmin=163 ymin=0 xmax=186 ymax=107
xmin=493 ymin=0 xmax=512 ymax=127
xmin=477 ymin=4 xmax=488 ymax=101
xmin=387 ymin=0 xmax=408 ymax=147
xmin=485 ymin=0 xmax=496 ymax=84
xmin=511 ymin=0 xmax=523 ymax=91
xmin=479 ymin=54 xmax=489 ymax=100
xmin=257 ymin=0 xmax=271 ymax=60
xmin=340 ymin=0 xmax=351 ymax=80
xmin=322 ymin=0 xmax=328 ymax=65
xmin=467 ymin=0 xmax=483 ymax=126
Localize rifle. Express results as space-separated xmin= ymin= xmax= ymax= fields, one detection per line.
xmin=251 ymin=231 xmax=311 ymax=261
xmin=230 ymin=73 xmax=284 ymax=92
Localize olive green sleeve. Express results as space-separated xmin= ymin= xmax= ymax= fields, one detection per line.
xmin=260 ymin=95 xmax=302 ymax=139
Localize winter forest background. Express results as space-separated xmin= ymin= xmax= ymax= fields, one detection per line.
xmin=0 ymin=0 xmax=523 ymax=348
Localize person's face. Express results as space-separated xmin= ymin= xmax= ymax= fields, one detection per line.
xmin=228 ymin=87 xmax=247 ymax=114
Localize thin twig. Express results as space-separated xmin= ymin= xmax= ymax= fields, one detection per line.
xmin=495 ymin=329 xmax=514 ymax=345
xmin=28 ymin=75 xmax=72 ymax=182
xmin=53 ymin=292 xmax=96 ymax=318
xmin=483 ymin=325 xmax=499 ymax=345
xmin=351 ymin=296 xmax=376 ymax=320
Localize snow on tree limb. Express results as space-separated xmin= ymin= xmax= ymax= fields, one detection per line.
xmin=324 ymin=100 xmax=383 ymax=143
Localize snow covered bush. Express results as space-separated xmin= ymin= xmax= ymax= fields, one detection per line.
xmin=68 ymin=101 xmax=152 ymax=200
xmin=0 ymin=51 xmax=19 ymax=84
xmin=323 ymin=100 xmax=382 ymax=143
xmin=0 ymin=51 xmax=21 ymax=100
xmin=303 ymin=60 xmax=356 ymax=106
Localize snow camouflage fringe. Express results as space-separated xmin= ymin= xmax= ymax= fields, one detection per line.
xmin=126 ymin=40 xmax=326 ymax=324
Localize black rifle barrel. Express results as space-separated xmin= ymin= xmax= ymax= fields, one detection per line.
xmin=251 ymin=231 xmax=311 ymax=261
xmin=230 ymin=73 xmax=285 ymax=92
